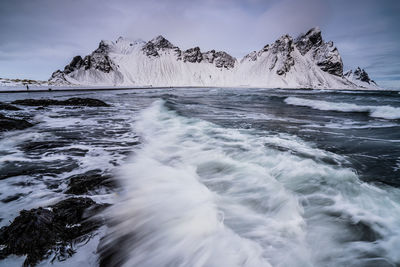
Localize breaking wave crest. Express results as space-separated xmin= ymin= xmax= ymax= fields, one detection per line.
xmin=285 ymin=96 xmax=400 ymax=120
xmin=100 ymin=99 xmax=400 ymax=267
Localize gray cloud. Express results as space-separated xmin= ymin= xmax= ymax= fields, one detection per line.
xmin=0 ymin=0 xmax=399 ymax=88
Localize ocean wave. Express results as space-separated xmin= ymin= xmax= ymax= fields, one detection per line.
xmin=284 ymin=96 xmax=400 ymax=119
xmin=101 ymin=99 xmax=400 ymax=267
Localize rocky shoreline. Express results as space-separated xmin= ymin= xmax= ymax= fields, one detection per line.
xmin=0 ymin=197 xmax=109 ymax=266
xmin=0 ymin=98 xmax=109 ymax=132
xmin=0 ymin=97 xmax=117 ymax=266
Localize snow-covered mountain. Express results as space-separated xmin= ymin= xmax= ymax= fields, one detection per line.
xmin=344 ymin=67 xmax=379 ymax=89
xmin=49 ymin=27 xmax=377 ymax=89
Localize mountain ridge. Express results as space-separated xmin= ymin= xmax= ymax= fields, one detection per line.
xmin=48 ymin=27 xmax=378 ymax=89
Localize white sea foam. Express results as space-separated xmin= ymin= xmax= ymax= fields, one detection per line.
xmin=285 ymin=96 xmax=400 ymax=120
xmin=103 ymin=100 xmax=400 ymax=267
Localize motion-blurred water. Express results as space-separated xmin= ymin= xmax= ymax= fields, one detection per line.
xmin=1 ymin=88 xmax=400 ymax=266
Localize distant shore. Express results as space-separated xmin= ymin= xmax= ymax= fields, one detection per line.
xmin=0 ymin=85 xmax=396 ymax=93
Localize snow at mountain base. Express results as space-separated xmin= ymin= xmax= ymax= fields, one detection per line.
xmin=49 ymin=27 xmax=378 ymax=89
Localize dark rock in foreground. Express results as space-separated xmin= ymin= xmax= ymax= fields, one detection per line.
xmin=0 ymin=197 xmax=109 ymax=266
xmin=0 ymin=114 xmax=33 ymax=132
xmin=0 ymin=102 xmax=21 ymax=111
xmin=66 ymin=169 xmax=117 ymax=195
xmin=1 ymin=193 xmax=28 ymax=203
xmin=0 ymin=159 xmax=79 ymax=181
xmin=12 ymin=98 xmax=110 ymax=107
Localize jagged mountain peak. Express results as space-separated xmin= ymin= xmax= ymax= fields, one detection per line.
xmin=95 ymin=40 xmax=112 ymax=53
xmin=344 ymin=67 xmax=377 ymax=87
xmin=142 ymin=35 xmax=178 ymax=57
xmin=48 ymin=27 xmax=377 ymax=89
xmin=295 ymin=27 xmax=323 ymax=56
xmin=272 ymin=34 xmax=294 ymax=52
xmin=150 ymin=35 xmax=176 ymax=49
xmin=294 ymin=27 xmax=343 ymax=76
xmin=304 ymin=27 xmax=322 ymax=42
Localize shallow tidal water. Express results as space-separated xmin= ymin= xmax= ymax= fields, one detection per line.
xmin=1 ymin=87 xmax=400 ymax=266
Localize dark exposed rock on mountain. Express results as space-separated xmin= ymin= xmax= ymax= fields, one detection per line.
xmin=0 ymin=197 xmax=108 ymax=266
xmin=270 ymin=35 xmax=295 ymax=75
xmin=12 ymin=98 xmax=109 ymax=107
xmin=295 ymin=27 xmax=323 ymax=55
xmin=49 ymin=70 xmax=68 ymax=84
xmin=213 ymin=51 xmax=236 ymax=69
xmin=0 ymin=114 xmax=33 ymax=132
xmin=183 ymin=47 xmax=203 ymax=63
xmin=62 ymin=41 xmax=114 ymax=74
xmin=51 ymin=40 xmax=124 ymax=84
xmin=181 ymin=47 xmax=236 ymax=69
xmin=86 ymin=41 xmax=115 ymax=73
xmin=142 ymin=35 xmax=180 ymax=57
xmin=344 ymin=67 xmax=378 ymax=86
xmin=64 ymin=56 xmax=85 ymax=74
xmin=48 ymin=27 xmax=377 ymax=89
xmin=241 ymin=50 xmax=258 ymax=62
xmin=295 ymin=27 xmax=343 ymax=76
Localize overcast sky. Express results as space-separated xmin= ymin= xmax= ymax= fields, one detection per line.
xmin=1 ymin=0 xmax=399 ymax=88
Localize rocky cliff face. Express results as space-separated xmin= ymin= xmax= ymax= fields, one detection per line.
xmin=344 ymin=67 xmax=378 ymax=88
xmin=142 ymin=35 xmax=180 ymax=57
xmin=48 ymin=27 xmax=375 ymax=89
xmin=269 ymin=35 xmax=295 ymax=75
xmin=64 ymin=41 xmax=115 ymax=74
xmin=294 ymin=27 xmax=343 ymax=76
xmin=51 ymin=40 xmax=122 ymax=85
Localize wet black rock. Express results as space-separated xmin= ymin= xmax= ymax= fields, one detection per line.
xmin=0 ymin=102 xmax=20 ymax=111
xmin=1 ymin=193 xmax=28 ymax=203
xmin=0 ymin=159 xmax=79 ymax=180
xmin=0 ymin=197 xmax=108 ymax=266
xmin=12 ymin=98 xmax=109 ymax=107
xmin=65 ymin=169 xmax=117 ymax=195
xmin=0 ymin=114 xmax=33 ymax=132
xmin=20 ymin=140 xmax=71 ymax=152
